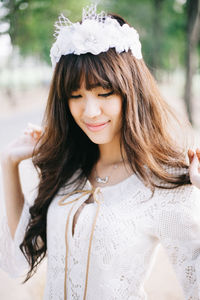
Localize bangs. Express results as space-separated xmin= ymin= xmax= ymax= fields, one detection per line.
xmin=57 ymin=49 xmax=123 ymax=99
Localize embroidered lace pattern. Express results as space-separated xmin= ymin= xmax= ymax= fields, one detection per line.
xmin=1 ymin=172 xmax=200 ymax=299
xmin=0 ymin=201 xmax=30 ymax=277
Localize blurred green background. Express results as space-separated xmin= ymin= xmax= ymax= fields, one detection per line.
xmin=0 ymin=0 xmax=199 ymax=125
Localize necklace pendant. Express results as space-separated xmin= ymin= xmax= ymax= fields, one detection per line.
xmin=95 ymin=176 xmax=109 ymax=184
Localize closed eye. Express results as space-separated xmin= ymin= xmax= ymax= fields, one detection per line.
xmin=98 ymin=91 xmax=114 ymax=97
xmin=70 ymin=94 xmax=82 ymax=99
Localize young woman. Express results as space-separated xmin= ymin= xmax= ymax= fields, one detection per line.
xmin=1 ymin=5 xmax=200 ymax=300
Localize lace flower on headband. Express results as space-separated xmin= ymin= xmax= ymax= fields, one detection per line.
xmin=50 ymin=4 xmax=143 ymax=68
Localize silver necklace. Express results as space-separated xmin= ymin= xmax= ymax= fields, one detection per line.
xmin=95 ymin=162 xmax=121 ymax=184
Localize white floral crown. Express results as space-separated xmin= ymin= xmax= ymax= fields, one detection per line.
xmin=50 ymin=4 xmax=143 ymax=68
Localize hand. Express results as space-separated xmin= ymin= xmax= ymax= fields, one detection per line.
xmin=1 ymin=123 xmax=43 ymax=166
xmin=188 ymin=149 xmax=200 ymax=189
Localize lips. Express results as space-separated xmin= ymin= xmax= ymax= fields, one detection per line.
xmin=85 ymin=121 xmax=110 ymax=132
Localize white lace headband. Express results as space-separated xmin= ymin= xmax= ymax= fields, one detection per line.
xmin=50 ymin=4 xmax=143 ymax=68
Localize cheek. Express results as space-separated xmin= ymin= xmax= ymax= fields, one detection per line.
xmin=107 ymin=98 xmax=122 ymax=121
xmin=68 ymin=101 xmax=74 ymax=116
xmin=68 ymin=101 xmax=80 ymax=121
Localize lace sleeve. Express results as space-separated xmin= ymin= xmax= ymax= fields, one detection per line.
xmin=0 ymin=200 xmax=30 ymax=278
xmin=155 ymin=185 xmax=200 ymax=300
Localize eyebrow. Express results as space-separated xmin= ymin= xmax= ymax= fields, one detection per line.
xmin=87 ymin=83 xmax=102 ymax=89
xmin=87 ymin=83 xmax=113 ymax=91
xmin=71 ymin=83 xmax=99 ymax=92
xmin=72 ymin=84 xmax=111 ymax=92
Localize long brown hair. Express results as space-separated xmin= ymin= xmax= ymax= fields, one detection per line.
xmin=20 ymin=14 xmax=190 ymax=281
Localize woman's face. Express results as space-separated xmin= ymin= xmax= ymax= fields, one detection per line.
xmin=68 ymin=82 xmax=122 ymax=145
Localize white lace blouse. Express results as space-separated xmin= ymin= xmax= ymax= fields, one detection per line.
xmin=1 ymin=173 xmax=200 ymax=300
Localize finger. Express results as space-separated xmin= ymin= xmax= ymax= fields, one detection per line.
xmin=23 ymin=128 xmax=33 ymax=135
xmin=196 ymin=148 xmax=200 ymax=161
xmin=27 ymin=122 xmax=43 ymax=132
xmin=23 ymin=129 xmax=41 ymax=142
xmin=188 ymin=149 xmax=194 ymax=164
xmin=189 ymin=153 xmax=199 ymax=178
xmin=23 ymin=123 xmax=43 ymax=140
xmin=32 ymin=131 xmax=42 ymax=140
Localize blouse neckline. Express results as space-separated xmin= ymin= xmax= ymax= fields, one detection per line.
xmin=85 ymin=172 xmax=138 ymax=191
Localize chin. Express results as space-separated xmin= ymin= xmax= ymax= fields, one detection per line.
xmin=86 ymin=134 xmax=112 ymax=145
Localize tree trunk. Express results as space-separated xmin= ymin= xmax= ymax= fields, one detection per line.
xmin=152 ymin=0 xmax=164 ymax=78
xmin=184 ymin=0 xmax=200 ymax=124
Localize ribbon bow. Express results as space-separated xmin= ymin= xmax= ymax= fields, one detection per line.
xmin=58 ymin=186 xmax=102 ymax=300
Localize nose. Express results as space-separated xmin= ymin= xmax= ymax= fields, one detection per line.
xmin=83 ymin=97 xmax=101 ymax=118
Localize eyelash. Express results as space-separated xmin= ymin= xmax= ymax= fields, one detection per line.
xmin=70 ymin=95 xmax=82 ymax=99
xmin=99 ymin=91 xmax=114 ymax=97
xmin=70 ymin=91 xmax=114 ymax=99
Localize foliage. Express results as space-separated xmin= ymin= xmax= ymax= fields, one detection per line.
xmin=0 ymin=0 xmax=198 ymax=71
xmin=108 ymin=0 xmax=188 ymax=71
xmin=0 ymin=0 xmax=92 ymax=63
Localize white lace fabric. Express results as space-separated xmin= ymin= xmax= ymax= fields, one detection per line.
xmin=1 ymin=172 xmax=200 ymax=299
xmin=0 ymin=200 xmax=30 ymax=277
xmin=50 ymin=4 xmax=142 ymax=68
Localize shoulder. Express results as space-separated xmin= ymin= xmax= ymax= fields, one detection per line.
xmin=153 ymin=185 xmax=200 ymax=242
xmin=154 ymin=184 xmax=200 ymax=209
xmin=153 ymin=185 xmax=200 ymax=234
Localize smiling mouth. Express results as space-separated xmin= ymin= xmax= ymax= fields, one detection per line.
xmin=85 ymin=121 xmax=110 ymax=132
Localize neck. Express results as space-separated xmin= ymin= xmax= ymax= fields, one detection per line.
xmin=89 ymin=135 xmax=132 ymax=187
xmin=98 ymin=135 xmax=124 ymax=166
